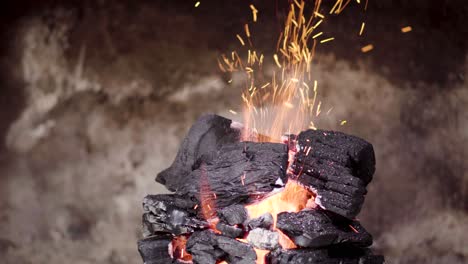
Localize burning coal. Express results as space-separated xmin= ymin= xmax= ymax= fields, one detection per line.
xmin=139 ymin=1 xmax=384 ymax=263
xmin=137 ymin=114 xmax=384 ymax=264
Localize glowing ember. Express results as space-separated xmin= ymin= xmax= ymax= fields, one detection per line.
xmin=361 ymin=44 xmax=374 ymax=53
xmin=246 ymin=180 xmax=315 ymax=251
xmin=171 ymin=236 xmax=192 ymax=262
xmin=401 ymin=26 xmax=412 ymax=33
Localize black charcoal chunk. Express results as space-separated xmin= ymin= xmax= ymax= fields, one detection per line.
xmin=245 ymin=213 xmax=274 ymax=230
xmin=293 ymin=158 xmax=366 ymax=189
xmin=295 ymin=129 xmax=376 ymax=185
xmin=267 ymin=246 xmax=384 ymax=264
xmin=218 ymin=204 xmax=248 ymax=226
xmin=137 ymin=235 xmax=175 ymax=264
xmin=292 ymin=129 xmax=375 ymax=219
xmin=142 ymin=194 xmax=209 ymax=236
xmin=315 ymin=190 xmax=365 ymax=220
xmin=178 ymin=142 xmax=288 ymax=208
xmin=186 ymin=230 xmax=257 ymax=264
xmin=276 ymin=209 xmax=372 ymax=248
xmin=156 ymin=114 xmax=241 ymax=191
xmin=246 ymin=228 xmax=280 ymax=250
xmin=216 ymin=222 xmax=244 ymax=238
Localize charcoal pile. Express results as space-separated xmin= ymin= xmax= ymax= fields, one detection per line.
xmin=137 ymin=114 xmax=385 ymax=264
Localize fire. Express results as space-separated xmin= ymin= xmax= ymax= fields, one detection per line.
xmin=246 ymin=180 xmax=315 ymax=251
xmin=172 ymin=1 xmax=367 ymax=263
xmin=171 ymin=236 xmax=192 ymax=262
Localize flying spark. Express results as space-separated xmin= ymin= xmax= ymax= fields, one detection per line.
xmin=236 ymin=34 xmax=245 ymax=46
xmin=401 ymin=26 xmax=412 ymax=33
xmin=359 ymin=22 xmax=365 ymax=36
xmin=250 ymin=4 xmax=258 ymax=22
xmin=361 ymin=44 xmax=373 ymax=53
xmin=320 ymin=37 xmax=335 ymax=43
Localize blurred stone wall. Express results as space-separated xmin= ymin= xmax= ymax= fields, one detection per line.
xmin=0 ymin=1 xmax=467 ymax=263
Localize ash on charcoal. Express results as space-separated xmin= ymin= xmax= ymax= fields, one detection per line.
xmin=216 ymin=222 xmax=244 ymax=238
xmin=218 ymin=204 xmax=248 ymax=225
xmin=177 ymin=142 xmax=289 ymax=208
xmin=156 ymin=114 xmax=241 ymax=191
xmin=186 ymin=230 xmax=257 ymax=264
xmin=266 ymin=246 xmax=384 ymax=264
xmin=246 ymin=228 xmax=280 ymax=250
xmin=245 ymin=213 xmax=274 ymax=230
xmin=276 ymin=209 xmax=372 ymax=248
xmin=291 ymin=129 xmax=375 ymax=219
xmin=137 ymin=235 xmax=175 ymax=264
xmin=142 ymin=194 xmax=209 ymax=236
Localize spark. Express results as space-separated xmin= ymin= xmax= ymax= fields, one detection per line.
xmin=326 ymin=107 xmax=333 ymax=115
xmin=313 ymin=19 xmax=323 ymax=29
xmin=273 ymin=54 xmax=282 ymax=68
xmin=194 ymin=204 xmax=199 ymax=210
xmin=359 ymin=22 xmax=365 ymax=36
xmin=361 ymin=44 xmax=373 ymax=53
xmin=349 ymin=225 xmax=359 ymax=233
xmin=314 ymin=12 xmax=324 ymax=18
xmin=312 ymin=32 xmax=323 ymax=39
xmin=236 ymin=34 xmax=245 ymax=46
xmin=220 ymin=0 xmax=356 ymax=142
xmin=245 ymin=24 xmax=251 ymax=37
xmin=316 ymin=101 xmax=322 ymax=116
xmin=228 ymin=79 xmax=233 ymax=83
xmin=340 ymin=120 xmax=347 ymax=125
xmin=320 ymin=37 xmax=335 ymax=43
xmin=305 ymin=146 xmax=312 ymax=156
xmin=194 ymin=1 xmax=200 ymax=7
xmin=309 ymin=121 xmax=317 ymax=130
xmin=401 ymin=26 xmax=412 ymax=33
xmin=250 ymin=4 xmax=258 ymax=22
xmin=213 ymin=193 xmax=217 ymax=199
xmin=330 ymin=0 xmax=342 ymax=14
xmin=229 ymin=109 xmax=238 ymax=115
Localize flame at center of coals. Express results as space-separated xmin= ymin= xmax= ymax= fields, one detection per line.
xmin=245 ymin=180 xmax=315 ymax=263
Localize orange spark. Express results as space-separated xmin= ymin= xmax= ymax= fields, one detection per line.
xmin=250 ymin=4 xmax=258 ymax=22
xmin=361 ymin=44 xmax=373 ymax=53
xmin=320 ymin=37 xmax=335 ymax=43
xmin=236 ymin=34 xmax=246 ymax=46
xmin=359 ymin=22 xmax=365 ymax=35
xmin=401 ymin=26 xmax=412 ymax=33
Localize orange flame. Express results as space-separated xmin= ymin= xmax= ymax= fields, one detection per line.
xmin=245 ymin=180 xmax=315 ymax=252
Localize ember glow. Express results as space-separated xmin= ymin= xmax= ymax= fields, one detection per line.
xmin=245 ymin=180 xmax=315 ymax=249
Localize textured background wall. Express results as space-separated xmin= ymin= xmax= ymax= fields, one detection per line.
xmin=0 ymin=1 xmax=467 ymax=263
